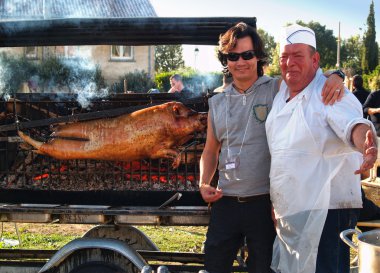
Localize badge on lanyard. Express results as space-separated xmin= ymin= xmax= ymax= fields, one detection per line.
xmin=223 ymin=153 xmax=241 ymax=181
xmin=225 ymin=154 xmax=240 ymax=170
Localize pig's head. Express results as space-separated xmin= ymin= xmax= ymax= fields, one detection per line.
xmin=162 ymin=102 xmax=207 ymax=140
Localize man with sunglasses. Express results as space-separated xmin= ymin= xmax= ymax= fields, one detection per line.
xmin=266 ymin=24 xmax=377 ymax=273
xmin=199 ymin=22 xmax=344 ymax=273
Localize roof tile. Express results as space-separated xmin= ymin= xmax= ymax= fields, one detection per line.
xmin=0 ymin=0 xmax=157 ymax=19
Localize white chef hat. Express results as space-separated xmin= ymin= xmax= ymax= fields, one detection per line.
xmin=280 ymin=24 xmax=316 ymax=49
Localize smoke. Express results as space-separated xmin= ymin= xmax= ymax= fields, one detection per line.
xmin=57 ymin=56 xmax=109 ymax=109
xmin=2 ymin=93 xmax=11 ymax=102
xmin=0 ymin=46 xmax=109 ymax=108
xmin=76 ymin=83 xmax=108 ymax=109
xmin=184 ymin=73 xmax=222 ymax=97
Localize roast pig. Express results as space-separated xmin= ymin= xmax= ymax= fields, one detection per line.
xmin=18 ymin=102 xmax=207 ymax=168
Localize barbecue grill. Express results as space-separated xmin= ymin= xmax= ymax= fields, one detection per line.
xmin=0 ymin=92 xmax=209 ymax=206
xmin=0 ymin=17 xmax=257 ymax=207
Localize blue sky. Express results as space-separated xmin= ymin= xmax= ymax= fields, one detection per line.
xmin=150 ymin=0 xmax=379 ymax=71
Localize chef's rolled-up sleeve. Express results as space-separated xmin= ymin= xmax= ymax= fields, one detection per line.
xmin=326 ymin=90 xmax=376 ymax=150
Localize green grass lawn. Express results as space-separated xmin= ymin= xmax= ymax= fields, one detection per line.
xmin=0 ymin=223 xmax=88 ymax=250
xmin=0 ymin=223 xmax=207 ymax=252
xmin=139 ymin=226 xmax=207 ymax=252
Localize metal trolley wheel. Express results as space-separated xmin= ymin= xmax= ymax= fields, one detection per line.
xmin=53 ymin=248 xmax=139 ymax=273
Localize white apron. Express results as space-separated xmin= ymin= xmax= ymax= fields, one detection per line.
xmin=266 ymin=83 xmax=346 ymax=273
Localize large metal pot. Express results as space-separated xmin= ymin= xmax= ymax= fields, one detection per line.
xmin=341 ymin=229 xmax=380 ymax=273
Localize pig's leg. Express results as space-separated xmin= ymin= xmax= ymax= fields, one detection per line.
xmin=18 ymin=131 xmax=43 ymax=151
xmin=151 ymin=148 xmax=181 ymax=169
xmin=52 ymin=124 xmax=89 ymax=140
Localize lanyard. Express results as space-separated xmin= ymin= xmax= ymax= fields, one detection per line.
xmin=225 ymin=90 xmax=255 ymax=158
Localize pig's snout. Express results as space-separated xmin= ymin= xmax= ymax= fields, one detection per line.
xmin=186 ymin=110 xmax=207 ymax=127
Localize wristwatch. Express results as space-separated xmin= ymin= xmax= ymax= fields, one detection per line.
xmin=331 ymin=69 xmax=346 ymax=81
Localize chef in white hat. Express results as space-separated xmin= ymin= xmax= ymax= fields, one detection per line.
xmin=266 ymin=24 xmax=377 ymax=273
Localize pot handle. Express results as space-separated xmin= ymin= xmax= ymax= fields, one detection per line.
xmin=340 ymin=229 xmax=360 ymax=251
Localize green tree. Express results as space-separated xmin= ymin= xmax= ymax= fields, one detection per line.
xmin=266 ymin=43 xmax=281 ymax=77
xmin=296 ymin=21 xmax=337 ymax=69
xmin=363 ymin=64 xmax=380 ymax=90
xmin=154 ymin=45 xmax=185 ymax=73
xmin=341 ymin=35 xmax=363 ymax=76
xmin=257 ymin=29 xmax=276 ymax=64
xmin=361 ymin=0 xmax=379 ymax=73
xmin=368 ymin=65 xmax=380 ymax=90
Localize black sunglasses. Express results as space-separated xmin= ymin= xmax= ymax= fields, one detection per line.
xmin=226 ymin=50 xmax=256 ymax=62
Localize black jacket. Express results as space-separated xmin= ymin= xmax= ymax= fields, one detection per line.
xmin=363 ymin=90 xmax=380 ymax=136
xmin=353 ymin=88 xmax=369 ymax=105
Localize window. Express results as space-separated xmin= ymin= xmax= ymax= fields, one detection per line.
xmin=55 ymin=46 xmax=78 ymax=58
xmin=111 ymin=45 xmax=133 ymax=60
xmin=25 ymin=47 xmax=37 ymax=59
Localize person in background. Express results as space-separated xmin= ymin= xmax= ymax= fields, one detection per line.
xmin=199 ymin=22 xmax=345 ymax=273
xmin=363 ymin=89 xmax=380 ymax=136
xmin=266 ymin=24 xmax=377 ymax=273
xmin=213 ymin=74 xmax=233 ymax=93
xmin=352 ymin=74 xmax=369 ymax=106
xmin=168 ymin=74 xmax=192 ymax=98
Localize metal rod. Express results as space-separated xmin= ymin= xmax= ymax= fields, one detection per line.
xmin=0 ymin=103 xmax=159 ymax=132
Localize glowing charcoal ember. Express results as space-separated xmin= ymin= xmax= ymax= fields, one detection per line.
xmin=33 ymin=173 xmax=49 ymax=181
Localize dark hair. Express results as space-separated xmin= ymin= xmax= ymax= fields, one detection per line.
xmin=224 ymin=74 xmax=233 ymax=85
xmin=353 ymin=74 xmax=363 ymax=89
xmin=217 ymin=22 xmax=268 ymax=77
xmin=170 ymin=74 xmax=183 ymax=82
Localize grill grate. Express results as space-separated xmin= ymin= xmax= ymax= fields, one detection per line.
xmin=0 ymin=93 xmax=208 ymax=205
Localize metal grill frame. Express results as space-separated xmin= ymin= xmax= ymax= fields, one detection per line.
xmin=0 ymin=93 xmax=208 ymax=206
